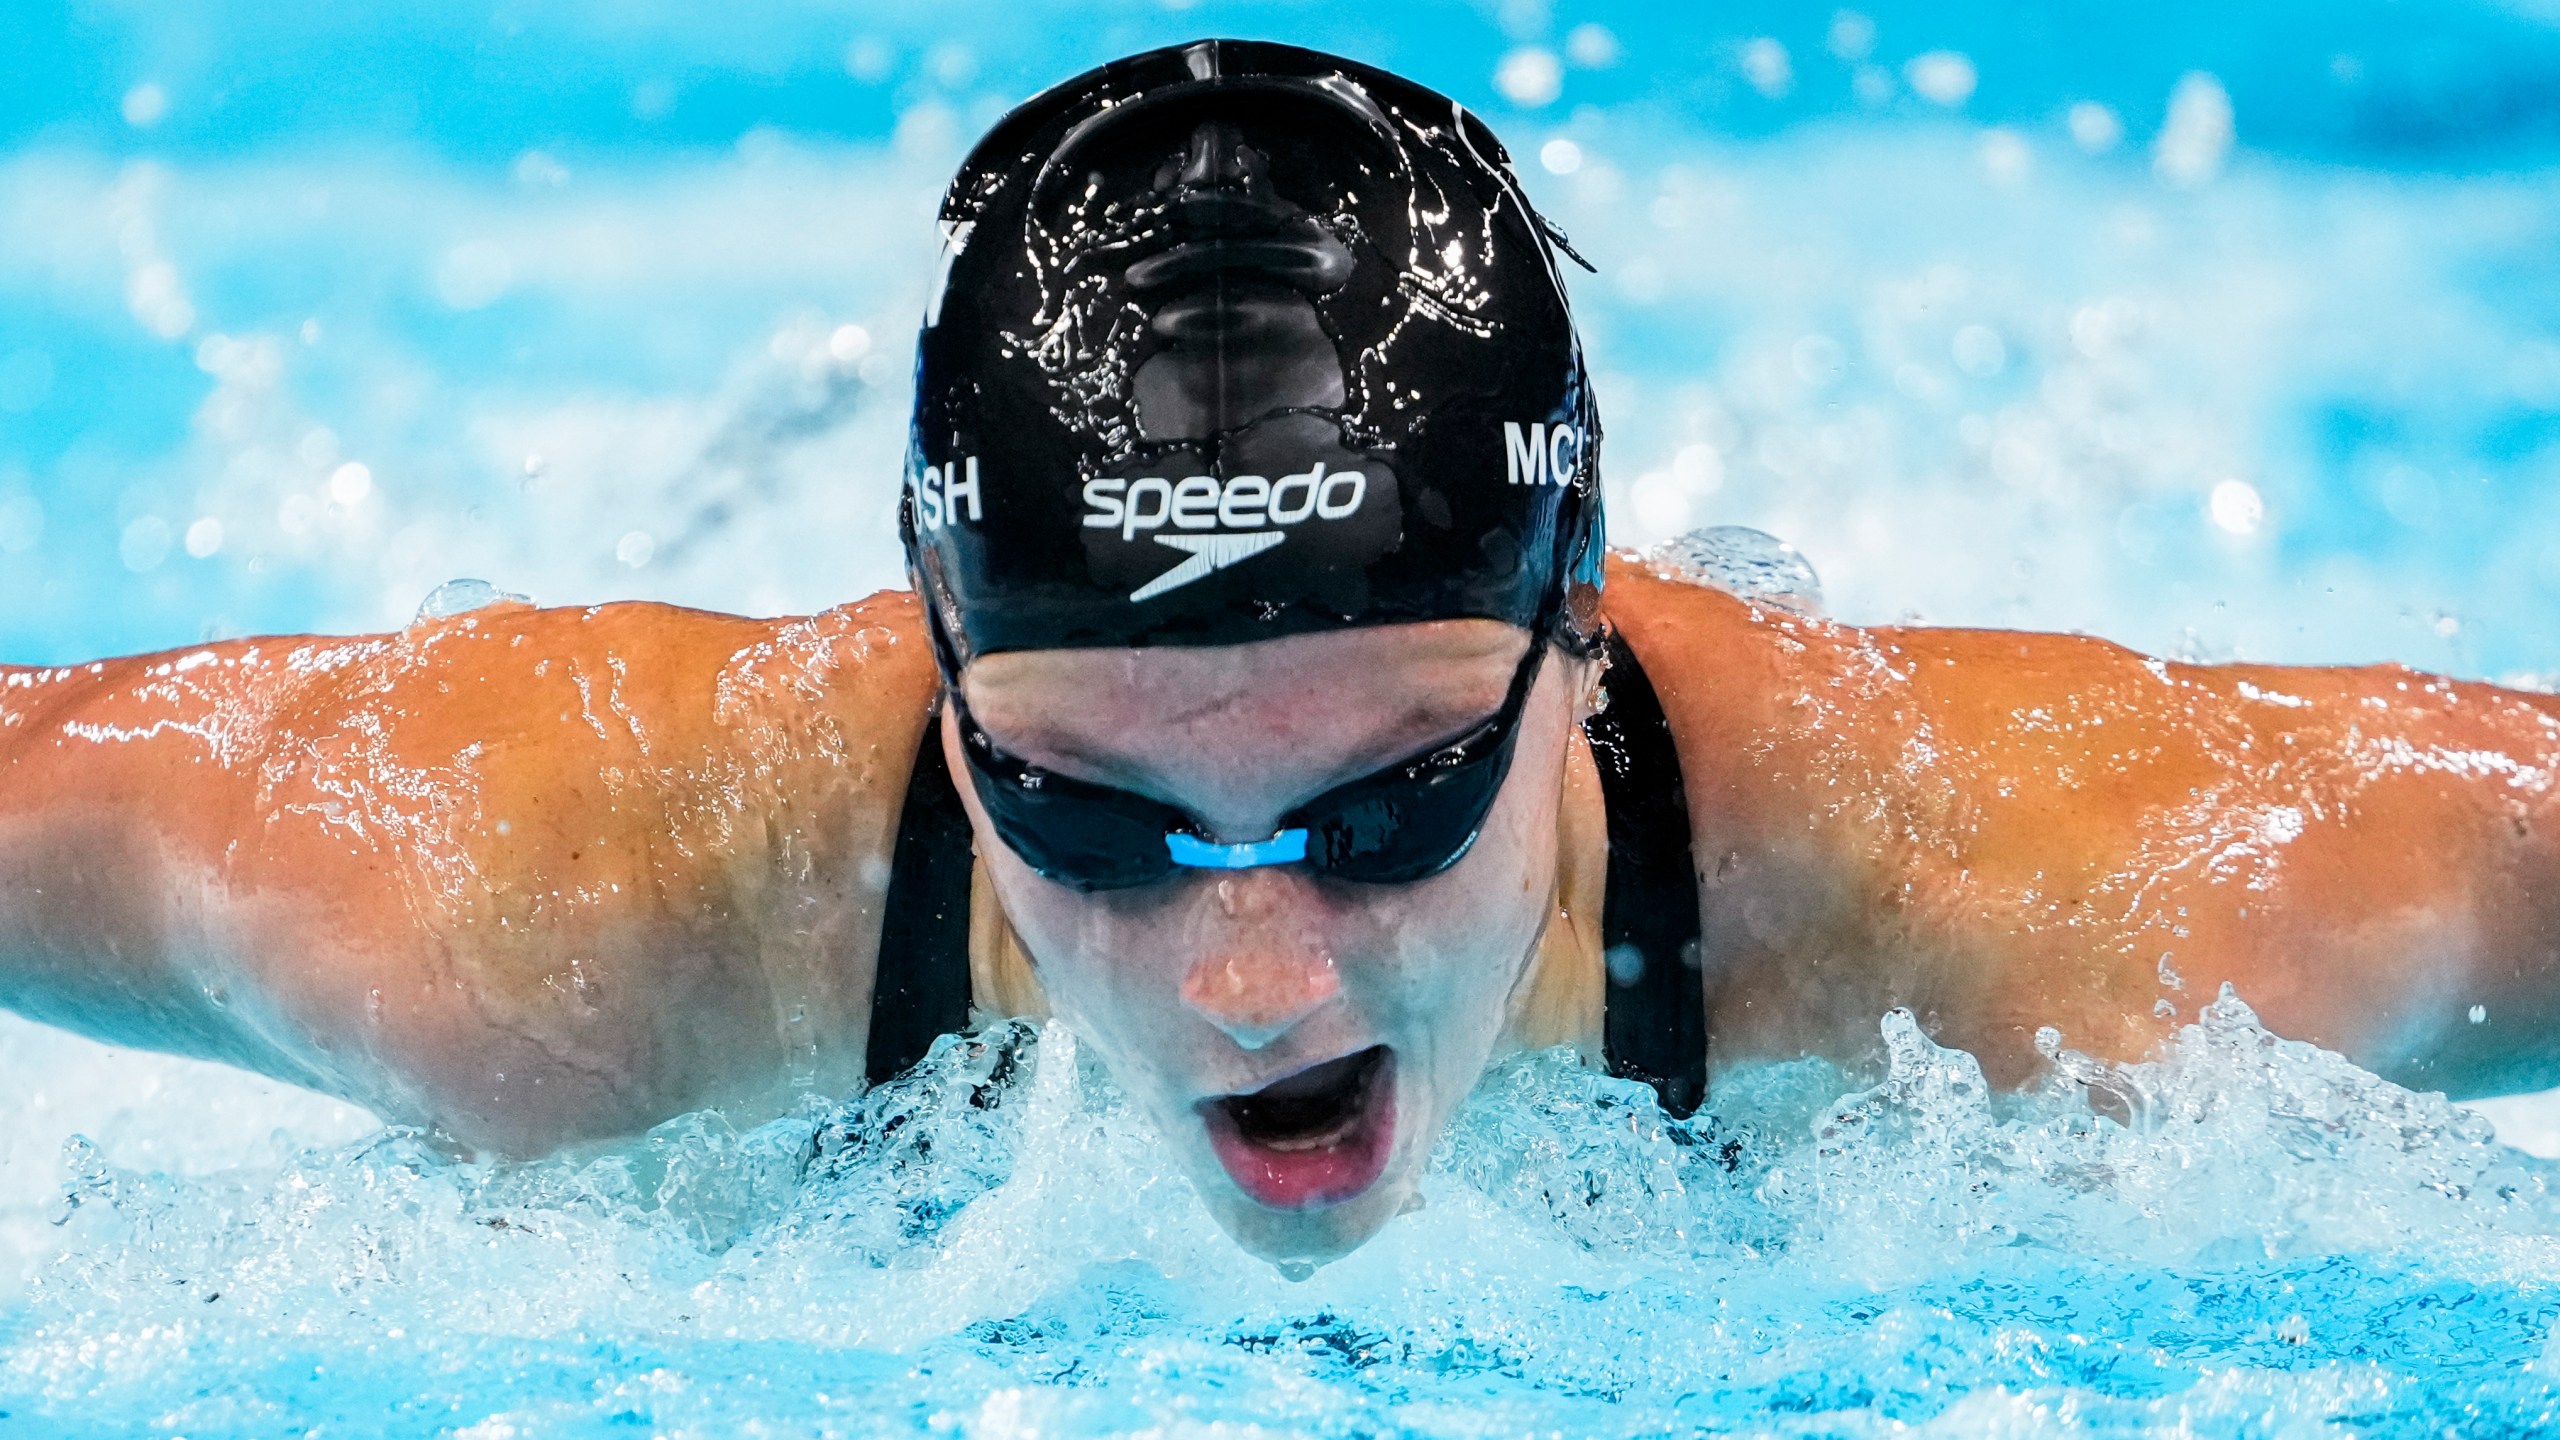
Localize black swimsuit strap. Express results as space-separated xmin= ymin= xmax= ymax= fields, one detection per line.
xmin=865 ymin=709 xmax=977 ymax=1085
xmin=869 ymin=636 xmax=1709 ymax=1114
xmin=1586 ymin=631 xmax=1709 ymax=1116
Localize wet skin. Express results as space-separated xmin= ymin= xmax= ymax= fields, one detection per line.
xmin=0 ymin=558 xmax=2556 ymax=1259
xmin=952 ymin=620 xmax=1586 ymax=1264
xmin=0 ymin=597 xmax=940 ymax=1153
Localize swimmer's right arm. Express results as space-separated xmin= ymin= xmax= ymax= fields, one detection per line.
xmin=0 ymin=591 xmax=942 ymax=1154
xmin=0 ymin=638 xmax=306 ymax=1072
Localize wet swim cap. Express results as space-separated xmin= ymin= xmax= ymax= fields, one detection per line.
xmin=904 ymin=39 xmax=1603 ymax=667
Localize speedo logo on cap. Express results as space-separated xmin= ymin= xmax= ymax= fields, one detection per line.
xmin=1082 ymin=466 xmax=1369 ymax=602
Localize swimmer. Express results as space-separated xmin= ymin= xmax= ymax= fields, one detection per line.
xmin=2 ymin=41 xmax=2557 ymax=1268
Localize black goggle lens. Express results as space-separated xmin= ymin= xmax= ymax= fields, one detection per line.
xmin=953 ymin=640 xmax=1544 ymax=892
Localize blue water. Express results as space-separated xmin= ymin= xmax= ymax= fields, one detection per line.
xmin=9 ymin=998 xmax=2560 ymax=1435
xmin=1 ymin=0 xmax=2557 ymax=678
xmin=6 ymin=0 xmax=2560 ymax=1433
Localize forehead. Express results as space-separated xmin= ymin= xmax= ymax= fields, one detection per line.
xmin=959 ymin=619 xmax=1529 ymax=780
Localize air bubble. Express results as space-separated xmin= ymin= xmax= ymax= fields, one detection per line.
xmin=1639 ymin=525 xmax=1825 ymax=614
xmin=414 ymin=578 xmax=531 ymax=623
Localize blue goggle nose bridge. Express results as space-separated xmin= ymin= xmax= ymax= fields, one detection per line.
xmin=1165 ymin=827 xmax=1310 ymax=870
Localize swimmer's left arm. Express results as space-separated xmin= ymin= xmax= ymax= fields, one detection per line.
xmin=2147 ymin=658 xmax=2560 ymax=1097
xmin=1842 ymin=623 xmax=2560 ymax=1099
xmin=1605 ymin=562 xmax=2560 ymax=1099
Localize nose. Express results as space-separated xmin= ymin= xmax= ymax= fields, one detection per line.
xmin=1179 ymin=872 xmax=1342 ymax=1048
xmin=1181 ymin=944 xmax=1342 ymax=1049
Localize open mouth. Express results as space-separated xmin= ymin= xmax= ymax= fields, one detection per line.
xmin=1198 ymin=1046 xmax=1396 ymax=1211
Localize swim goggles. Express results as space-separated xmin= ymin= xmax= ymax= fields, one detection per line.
xmin=948 ymin=638 xmax=1547 ymax=892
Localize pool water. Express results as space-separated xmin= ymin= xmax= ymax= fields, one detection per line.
xmin=6 ymin=990 xmax=2560 ymax=1436
xmin=10 ymin=1 xmax=2560 ymax=1433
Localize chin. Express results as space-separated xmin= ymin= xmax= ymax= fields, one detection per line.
xmin=1205 ymin=1163 xmax=1418 ymax=1269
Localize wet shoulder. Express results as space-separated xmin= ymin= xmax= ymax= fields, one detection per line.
xmin=1597 ymin=560 xmax=1880 ymax=749
xmin=0 ymin=589 xmax=938 ymax=798
xmin=1605 ymin=559 xmax=2287 ymax=773
xmin=1596 ymin=562 xmax=2244 ymax=852
xmin=69 ymin=591 xmax=942 ymax=896
xmin=248 ymin=588 xmax=936 ymax=757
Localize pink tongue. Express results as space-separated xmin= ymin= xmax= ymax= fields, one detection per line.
xmin=1205 ymin=1068 xmax=1395 ymax=1211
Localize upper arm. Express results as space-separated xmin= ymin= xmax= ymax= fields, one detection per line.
xmin=2197 ymin=662 xmax=2560 ymax=1095
xmin=0 ymin=641 xmax=327 ymax=1070
xmin=202 ymin=592 xmax=943 ymax=1143
xmin=1607 ymin=558 xmax=2560 ymax=1092
xmin=0 ymin=591 xmax=945 ymax=1145
xmin=1879 ymin=635 xmax=2560 ymax=1093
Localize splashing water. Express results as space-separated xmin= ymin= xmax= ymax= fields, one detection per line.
xmin=1641 ymin=525 xmax=1827 ymax=616
xmin=6 ymin=991 xmax=2560 ymax=1436
xmin=414 ymin=578 xmax=533 ymax=623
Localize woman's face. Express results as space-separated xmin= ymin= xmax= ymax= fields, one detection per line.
xmin=947 ymin=619 xmax=1583 ymax=1267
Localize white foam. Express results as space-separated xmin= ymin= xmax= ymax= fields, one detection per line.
xmin=7 ymin=996 xmax=2560 ymax=1432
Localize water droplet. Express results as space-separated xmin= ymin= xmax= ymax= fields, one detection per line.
xmin=2154 ymin=72 xmax=2234 ymax=188
xmin=1739 ymin=38 xmax=1793 ymax=100
xmin=1639 ymin=526 xmax=1824 ymax=614
xmin=2469 ymin=1004 xmax=2488 ymax=1025
xmin=2209 ymin=479 xmax=2265 ymax=536
xmin=1494 ymin=47 xmax=1563 ymax=108
xmin=1951 ymin=324 xmax=2007 ymax=377
xmin=415 ymin=578 xmax=530 ymax=623
xmin=328 ymin=461 xmax=373 ymax=506
xmin=1904 ymin=50 xmax=1977 ymax=107
xmin=1564 ymin=23 xmax=1619 ymax=68
xmin=121 ymin=83 xmax=168 ymax=128
xmin=1275 ymin=1259 xmax=1317 ymax=1282
xmin=119 ymin=516 xmax=172 ymax=573
xmin=2068 ymin=102 xmax=2123 ymax=154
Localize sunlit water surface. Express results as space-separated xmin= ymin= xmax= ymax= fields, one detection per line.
xmin=2 ymin=990 xmax=2559 ymax=1436
xmin=10 ymin=3 xmax=2560 ymax=1434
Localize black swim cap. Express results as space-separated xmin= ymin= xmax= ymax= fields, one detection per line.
xmin=904 ymin=38 xmax=1603 ymax=668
